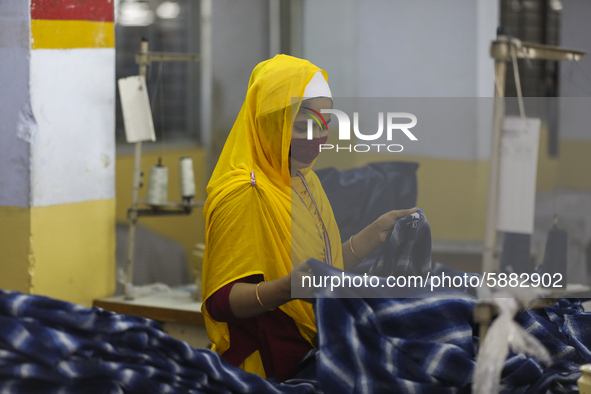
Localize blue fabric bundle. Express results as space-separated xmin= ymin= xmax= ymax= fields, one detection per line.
xmin=2 ymin=205 xmax=590 ymax=394
xmin=306 ymin=207 xmax=591 ymax=394
xmin=309 ymin=259 xmax=591 ymax=394
xmin=0 ymin=290 xmax=318 ymax=393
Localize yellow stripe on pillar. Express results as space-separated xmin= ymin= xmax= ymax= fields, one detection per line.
xmin=31 ymin=199 xmax=116 ymax=306
xmin=0 ymin=206 xmax=32 ymax=294
xmin=31 ymin=20 xmax=114 ymax=49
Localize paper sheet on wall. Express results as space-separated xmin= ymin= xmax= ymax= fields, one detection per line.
xmin=118 ymin=76 xmax=156 ymax=143
xmin=496 ymin=117 xmax=541 ymax=234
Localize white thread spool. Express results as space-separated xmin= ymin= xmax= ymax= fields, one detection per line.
xmin=179 ymin=157 xmax=196 ymax=199
xmin=146 ymin=159 xmax=168 ymax=205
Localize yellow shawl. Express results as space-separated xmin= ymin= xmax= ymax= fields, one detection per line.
xmin=201 ymin=55 xmax=343 ymax=376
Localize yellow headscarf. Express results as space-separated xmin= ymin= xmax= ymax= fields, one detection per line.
xmin=201 ymin=55 xmax=343 ymax=376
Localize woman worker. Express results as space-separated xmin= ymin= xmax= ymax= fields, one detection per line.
xmin=202 ymin=55 xmax=417 ymax=382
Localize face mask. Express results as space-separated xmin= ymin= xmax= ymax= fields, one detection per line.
xmin=289 ymin=136 xmax=328 ymax=165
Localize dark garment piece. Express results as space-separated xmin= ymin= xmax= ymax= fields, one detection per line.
xmin=205 ymin=275 xmax=313 ymax=382
xmin=369 ymin=208 xmax=432 ymax=278
xmin=543 ymin=225 xmax=568 ymax=286
xmin=500 ymin=232 xmax=532 ymax=274
xmin=295 ymin=208 xmax=478 ymax=299
xmin=315 ymin=162 xmax=418 ymax=243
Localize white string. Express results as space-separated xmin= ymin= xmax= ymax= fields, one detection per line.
xmin=509 ymin=39 xmax=526 ymax=121
xmin=150 ymin=62 xmax=164 ymax=111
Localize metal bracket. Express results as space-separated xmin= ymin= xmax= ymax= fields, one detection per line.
xmin=136 ymin=52 xmax=200 ymax=66
xmin=490 ymin=37 xmax=585 ymax=62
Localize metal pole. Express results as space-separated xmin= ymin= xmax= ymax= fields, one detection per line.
xmin=482 ymin=34 xmax=507 ymax=275
xmin=125 ymin=39 xmax=149 ymax=300
xmin=200 ymin=0 xmax=213 ymax=180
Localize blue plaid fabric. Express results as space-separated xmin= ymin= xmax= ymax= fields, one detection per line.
xmin=0 ymin=290 xmax=319 ymax=394
xmin=304 ymin=206 xmax=591 ymax=394
xmin=2 ymin=205 xmax=591 ymax=394
xmin=310 ymin=269 xmax=591 ymax=393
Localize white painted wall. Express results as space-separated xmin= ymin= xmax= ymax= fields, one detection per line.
xmin=302 ymin=0 xmax=499 ymax=160
xmin=29 ymin=49 xmax=116 ymax=206
xmin=358 ymin=0 xmax=477 ymax=98
xmin=0 ymin=1 xmax=31 ymax=207
xmin=476 ymin=0 xmax=498 ymax=99
xmin=1 ymin=3 xmax=116 ymax=208
xmin=302 ymin=0 xmax=358 ymax=98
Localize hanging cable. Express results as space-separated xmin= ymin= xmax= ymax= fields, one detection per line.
xmin=150 ymin=62 xmax=164 ymax=112
xmin=509 ymin=38 xmax=526 ymax=121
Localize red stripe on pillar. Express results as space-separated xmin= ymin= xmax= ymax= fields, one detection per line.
xmin=31 ymin=0 xmax=114 ymax=22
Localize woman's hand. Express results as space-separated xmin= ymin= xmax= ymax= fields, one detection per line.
xmin=371 ymin=207 xmax=418 ymax=243
xmin=289 ymin=261 xmax=316 ymax=303
xmin=342 ymin=207 xmax=418 ymax=272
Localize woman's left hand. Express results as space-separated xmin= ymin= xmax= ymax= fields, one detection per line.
xmin=371 ymin=207 xmax=418 ymax=243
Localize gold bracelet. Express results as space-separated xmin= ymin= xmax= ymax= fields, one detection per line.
xmin=256 ymin=282 xmax=275 ymax=311
xmin=349 ymin=235 xmax=363 ymax=261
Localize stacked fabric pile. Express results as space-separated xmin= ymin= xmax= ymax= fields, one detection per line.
xmin=306 ymin=207 xmax=591 ymax=393
xmin=310 ymin=266 xmax=590 ymax=393
xmin=0 ymin=290 xmax=318 ymax=393
xmin=1 ymin=205 xmax=590 ymax=393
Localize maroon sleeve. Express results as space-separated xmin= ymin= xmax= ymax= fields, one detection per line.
xmin=206 ymin=274 xmax=312 ymax=381
xmin=205 ymin=275 xmax=263 ymax=323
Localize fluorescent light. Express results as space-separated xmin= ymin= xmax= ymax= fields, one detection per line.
xmin=156 ymin=1 xmax=181 ymax=19
xmin=550 ymin=0 xmax=563 ymax=12
xmin=119 ymin=1 xmax=155 ymax=27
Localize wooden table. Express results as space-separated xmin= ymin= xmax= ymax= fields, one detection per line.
xmin=93 ymin=287 xmax=210 ymax=348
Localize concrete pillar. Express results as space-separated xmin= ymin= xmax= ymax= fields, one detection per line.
xmin=0 ymin=0 xmax=116 ymax=306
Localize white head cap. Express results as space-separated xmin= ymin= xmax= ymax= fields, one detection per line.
xmin=302 ymin=71 xmax=332 ymax=100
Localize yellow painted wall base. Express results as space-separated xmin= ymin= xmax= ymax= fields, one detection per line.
xmin=558 ymin=139 xmax=591 ymax=191
xmin=31 ymin=199 xmax=116 ymax=307
xmin=0 ymin=200 xmax=115 ymax=307
xmin=0 ymin=206 xmax=32 ymax=293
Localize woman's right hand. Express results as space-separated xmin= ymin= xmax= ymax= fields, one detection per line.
xmin=290 ymin=261 xmax=316 ymax=303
